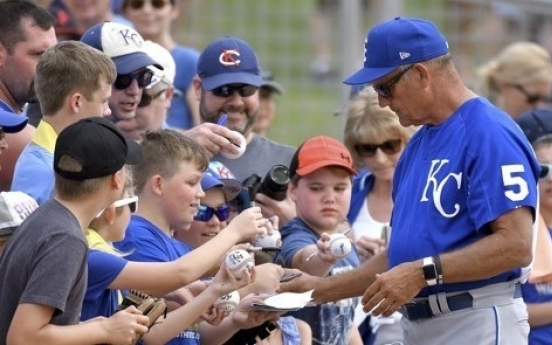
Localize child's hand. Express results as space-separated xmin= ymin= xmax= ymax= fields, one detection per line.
xmin=200 ymin=305 xmax=228 ymax=326
xmin=227 ymin=206 xmax=267 ymax=240
xmin=315 ymin=232 xmax=336 ymax=262
xmin=211 ymin=254 xmax=254 ymax=296
xmin=104 ymin=306 xmax=149 ymax=345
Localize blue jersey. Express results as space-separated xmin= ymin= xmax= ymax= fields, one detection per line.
xmin=389 ymin=98 xmax=539 ymax=297
xmin=276 ymin=217 xmax=359 ymax=345
xmin=114 ymin=215 xmax=200 ymax=345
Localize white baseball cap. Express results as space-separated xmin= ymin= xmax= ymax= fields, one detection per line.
xmin=0 ymin=192 xmax=38 ymax=237
xmin=80 ymin=21 xmax=162 ymax=75
xmin=142 ymin=40 xmax=176 ymax=86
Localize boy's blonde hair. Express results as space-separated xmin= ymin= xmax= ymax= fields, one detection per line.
xmin=133 ymin=130 xmax=209 ymax=194
xmin=35 ymin=41 xmax=116 ymax=116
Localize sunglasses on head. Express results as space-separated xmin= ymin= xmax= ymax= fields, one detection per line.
xmin=211 ymin=84 xmax=258 ymax=98
xmin=373 ymin=64 xmax=414 ymax=98
xmin=96 ymin=196 xmax=138 ymax=218
xmin=194 ymin=205 xmax=230 ymax=222
xmin=138 ymin=88 xmax=168 ymax=108
xmin=540 ymin=163 xmax=552 ymax=180
xmin=114 ymin=70 xmax=154 ymax=90
xmin=128 ymin=0 xmax=170 ymax=9
xmin=513 ymin=84 xmax=552 ymax=105
xmin=355 ymin=139 xmax=403 ymax=158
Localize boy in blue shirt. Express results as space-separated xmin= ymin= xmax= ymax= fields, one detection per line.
xmin=275 ymin=135 xmax=362 ymax=345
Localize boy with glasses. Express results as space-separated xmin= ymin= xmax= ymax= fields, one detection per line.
xmin=11 ymin=41 xmax=117 ymax=205
xmin=0 ymin=117 xmax=149 ymax=345
xmin=81 ymin=21 xmax=162 ymax=126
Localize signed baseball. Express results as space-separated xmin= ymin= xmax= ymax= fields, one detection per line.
xmin=328 ymin=233 xmax=352 ymax=259
xmin=254 ymin=230 xmax=282 ymax=248
xmin=214 ymin=290 xmax=240 ymax=312
xmin=225 ymin=249 xmax=254 ymax=278
xmin=220 ymin=131 xmax=247 ymax=159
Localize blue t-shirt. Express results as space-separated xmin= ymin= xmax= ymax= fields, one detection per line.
xmin=11 ymin=144 xmax=53 ymax=204
xmin=389 ymin=98 xmax=539 ymax=297
xmin=275 ymin=217 xmax=359 ymax=345
xmin=522 ymin=229 xmax=552 ymax=345
xmin=81 ymin=249 xmax=127 ymax=321
xmin=166 ymin=45 xmax=200 ymax=130
xmin=114 ymin=215 xmax=200 ymax=344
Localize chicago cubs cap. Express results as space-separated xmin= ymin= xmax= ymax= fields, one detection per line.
xmin=54 ymin=117 xmax=143 ymax=180
xmin=198 ymin=36 xmax=262 ymax=91
xmin=289 ymin=135 xmax=357 ymax=178
xmin=344 ymin=17 xmax=449 ymax=85
xmin=0 ymin=110 xmax=28 ymax=133
xmin=516 ymin=108 xmax=552 ymax=144
xmin=0 ymin=191 xmax=38 ymax=238
xmin=81 ymin=21 xmax=161 ymax=75
xmin=207 ymin=161 xmax=242 ymax=201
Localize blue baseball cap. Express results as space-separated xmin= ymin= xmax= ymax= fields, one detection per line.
xmin=197 ymin=36 xmax=262 ymax=91
xmin=516 ymin=108 xmax=552 ymax=144
xmin=81 ymin=22 xmax=162 ymax=75
xmin=201 ymin=171 xmax=224 ymax=192
xmin=0 ymin=110 xmax=28 ymax=133
xmin=344 ymin=17 xmax=449 ymax=85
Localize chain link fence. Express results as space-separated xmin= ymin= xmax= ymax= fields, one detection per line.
xmin=173 ymin=0 xmax=552 ymax=146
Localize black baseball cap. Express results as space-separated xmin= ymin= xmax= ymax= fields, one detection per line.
xmin=516 ymin=108 xmax=552 ymax=144
xmin=54 ymin=117 xmax=142 ymax=180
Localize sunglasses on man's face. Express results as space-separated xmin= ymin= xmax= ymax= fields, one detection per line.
xmin=128 ymin=0 xmax=170 ymax=10
xmin=373 ymin=64 xmax=414 ymax=99
xmin=194 ymin=205 xmax=230 ymax=222
xmin=211 ymin=84 xmax=258 ymax=98
xmin=540 ymin=163 xmax=552 ymax=180
xmin=114 ymin=70 xmax=154 ymax=90
xmin=138 ymin=88 xmax=168 ymax=108
xmin=355 ymin=139 xmax=403 ymax=158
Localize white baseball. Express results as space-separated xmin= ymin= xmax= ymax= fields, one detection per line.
xmin=254 ymin=230 xmax=282 ymax=248
xmin=328 ymin=233 xmax=352 ymax=259
xmin=225 ymin=249 xmax=254 ymax=278
xmin=220 ymin=131 xmax=247 ymax=159
xmin=214 ymin=290 xmax=240 ymax=312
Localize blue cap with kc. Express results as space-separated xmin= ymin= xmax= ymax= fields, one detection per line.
xmin=0 ymin=110 xmax=27 ymax=133
xmin=198 ymin=36 xmax=262 ymax=91
xmin=81 ymin=21 xmax=162 ymax=75
xmin=344 ymin=17 xmax=449 ymax=85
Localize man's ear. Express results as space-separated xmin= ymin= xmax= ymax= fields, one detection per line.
xmin=192 ymin=76 xmax=202 ymax=101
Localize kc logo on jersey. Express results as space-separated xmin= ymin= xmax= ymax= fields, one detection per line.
xmin=219 ymin=49 xmax=241 ymax=67
xmin=420 ymin=159 xmax=462 ymax=218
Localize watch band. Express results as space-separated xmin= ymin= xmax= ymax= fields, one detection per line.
xmin=422 ymin=256 xmax=438 ymax=286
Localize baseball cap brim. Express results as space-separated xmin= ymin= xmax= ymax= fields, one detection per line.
xmin=125 ymin=139 xmax=143 ymax=165
xmin=201 ymin=173 xmax=224 ymax=191
xmin=295 ymin=160 xmax=357 ymax=178
xmin=0 ymin=110 xmax=28 ymax=133
xmin=261 ymin=80 xmax=285 ymax=94
xmin=201 ymin=72 xmax=262 ymax=91
xmin=343 ymin=66 xmax=397 ymax=85
xmin=219 ymin=178 xmax=242 ymax=201
xmin=112 ymin=52 xmax=163 ymax=75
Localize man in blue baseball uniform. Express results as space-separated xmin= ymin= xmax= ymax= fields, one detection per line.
xmin=280 ymin=17 xmax=539 ymax=345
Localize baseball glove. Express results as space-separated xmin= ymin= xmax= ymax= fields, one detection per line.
xmin=116 ymin=290 xmax=167 ymax=344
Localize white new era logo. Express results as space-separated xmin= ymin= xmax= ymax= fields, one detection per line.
xmin=399 ymin=52 xmax=410 ymax=60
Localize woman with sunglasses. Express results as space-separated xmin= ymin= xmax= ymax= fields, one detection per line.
xmin=343 ymin=88 xmax=417 ymax=345
xmin=121 ymin=0 xmax=201 ymax=130
xmin=82 ymin=171 xmax=255 ymax=345
xmin=476 ymin=41 xmax=552 ymax=120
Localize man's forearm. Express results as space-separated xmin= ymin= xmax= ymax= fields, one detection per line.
xmin=313 ymin=250 xmax=388 ymax=304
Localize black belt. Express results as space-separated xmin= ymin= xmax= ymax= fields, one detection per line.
xmin=400 ymin=283 xmax=522 ymax=321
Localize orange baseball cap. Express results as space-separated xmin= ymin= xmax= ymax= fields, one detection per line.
xmin=289 ymin=135 xmax=357 ymax=178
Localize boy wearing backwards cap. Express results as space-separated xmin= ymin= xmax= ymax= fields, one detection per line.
xmin=275 ymin=135 xmax=362 ymax=345
xmin=12 ymin=40 xmax=116 ymax=205
xmin=0 ymin=117 xmax=148 ymax=345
